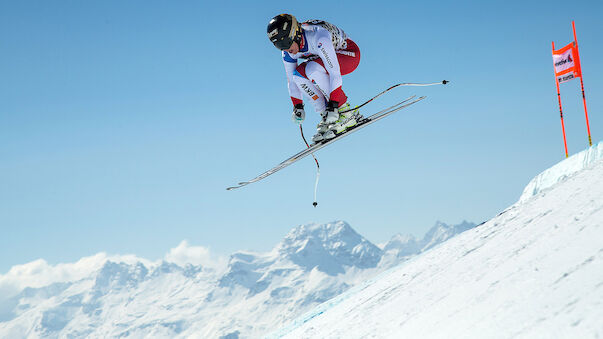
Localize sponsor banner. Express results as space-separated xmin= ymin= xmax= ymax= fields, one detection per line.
xmin=553 ymin=45 xmax=575 ymax=74
xmin=557 ymin=72 xmax=575 ymax=84
xmin=552 ymin=42 xmax=582 ymax=83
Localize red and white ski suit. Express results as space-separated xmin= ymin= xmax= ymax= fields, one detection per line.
xmin=282 ymin=21 xmax=360 ymax=114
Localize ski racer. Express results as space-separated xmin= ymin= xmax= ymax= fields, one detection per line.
xmin=267 ymin=14 xmax=362 ymax=143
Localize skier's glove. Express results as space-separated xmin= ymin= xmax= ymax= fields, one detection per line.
xmin=292 ymin=104 xmax=305 ymax=124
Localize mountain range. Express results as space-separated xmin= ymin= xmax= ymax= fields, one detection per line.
xmin=0 ymin=220 xmax=474 ymax=338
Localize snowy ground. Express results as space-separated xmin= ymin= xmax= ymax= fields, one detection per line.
xmin=273 ymin=141 xmax=603 ymax=338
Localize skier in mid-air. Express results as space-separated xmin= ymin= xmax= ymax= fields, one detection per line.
xmin=267 ymin=14 xmax=361 ymax=143
xmin=226 ymin=14 xmax=444 ymax=190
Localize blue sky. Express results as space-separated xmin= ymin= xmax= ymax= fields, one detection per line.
xmin=1 ymin=0 xmax=602 ymax=273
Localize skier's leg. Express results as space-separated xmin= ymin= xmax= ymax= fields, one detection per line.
xmin=291 ymin=66 xmax=326 ymax=115
xmin=304 ymin=61 xmax=330 ymax=100
xmin=307 ymin=40 xmax=362 ymax=135
xmin=294 ymin=61 xmax=335 ymax=143
xmin=299 ymin=61 xmax=339 ymax=126
xmin=304 ymin=39 xmax=360 ymax=107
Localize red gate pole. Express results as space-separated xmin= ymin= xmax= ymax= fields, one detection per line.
xmin=572 ymin=21 xmax=593 ymax=146
xmin=553 ymin=41 xmax=569 ymax=158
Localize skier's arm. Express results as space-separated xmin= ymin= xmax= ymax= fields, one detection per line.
xmin=282 ymin=52 xmax=303 ymax=106
xmin=315 ymin=31 xmax=344 ymax=104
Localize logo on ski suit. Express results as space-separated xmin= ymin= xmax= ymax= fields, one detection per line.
xmin=300 ymin=83 xmax=320 ymax=101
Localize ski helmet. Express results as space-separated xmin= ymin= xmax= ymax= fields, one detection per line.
xmin=267 ymin=14 xmax=303 ymax=50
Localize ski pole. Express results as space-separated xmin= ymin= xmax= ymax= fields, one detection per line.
xmin=300 ymin=125 xmax=320 ymax=207
xmin=339 ymin=80 xmax=449 ymax=114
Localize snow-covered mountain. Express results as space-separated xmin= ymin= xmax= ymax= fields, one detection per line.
xmin=378 ymin=220 xmax=474 ymax=268
xmin=275 ymin=141 xmax=603 ymax=338
xmin=0 ymin=220 xmax=474 ymax=338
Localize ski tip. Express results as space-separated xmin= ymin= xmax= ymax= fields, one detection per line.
xmin=442 ymin=80 xmax=449 ymax=85
xmin=226 ymin=183 xmax=245 ymax=190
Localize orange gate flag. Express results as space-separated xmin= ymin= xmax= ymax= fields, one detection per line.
xmin=553 ymin=42 xmax=582 ymax=83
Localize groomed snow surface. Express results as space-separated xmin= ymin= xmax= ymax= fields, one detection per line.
xmin=275 ymin=141 xmax=603 ymax=338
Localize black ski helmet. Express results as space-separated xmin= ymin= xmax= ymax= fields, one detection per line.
xmin=267 ymin=14 xmax=303 ymax=50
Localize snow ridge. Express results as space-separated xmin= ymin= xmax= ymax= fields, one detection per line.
xmin=520 ymin=141 xmax=603 ymax=202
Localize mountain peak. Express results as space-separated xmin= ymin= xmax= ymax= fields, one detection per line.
xmin=277 ymin=221 xmax=382 ymax=273
xmin=420 ymin=221 xmax=475 ymax=251
xmin=282 ymin=221 xmax=357 ymax=243
xmin=93 ymin=261 xmax=149 ymax=293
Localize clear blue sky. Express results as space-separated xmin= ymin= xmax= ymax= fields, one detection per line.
xmin=1 ymin=0 xmax=602 ymax=273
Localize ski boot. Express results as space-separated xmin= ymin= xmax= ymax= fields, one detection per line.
xmin=329 ymin=102 xmax=361 ymax=135
xmin=312 ymin=118 xmax=336 ymax=143
xmin=311 ymin=108 xmax=339 ymax=143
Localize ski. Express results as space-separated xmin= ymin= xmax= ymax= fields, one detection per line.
xmin=226 ymin=95 xmax=425 ymax=191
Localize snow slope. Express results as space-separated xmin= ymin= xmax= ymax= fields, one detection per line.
xmin=0 ymin=220 xmax=473 ymax=338
xmin=520 ymin=140 xmax=603 ymax=202
xmin=275 ymin=142 xmax=603 ymax=338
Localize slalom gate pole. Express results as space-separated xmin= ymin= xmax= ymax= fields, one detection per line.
xmin=552 ymin=41 xmax=569 ymax=158
xmin=339 ymin=80 xmax=448 ymax=114
xmin=579 ymin=76 xmax=592 ymax=147
xmin=573 ymin=21 xmax=592 ymax=147
xmin=300 ymin=125 xmax=320 ymax=207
